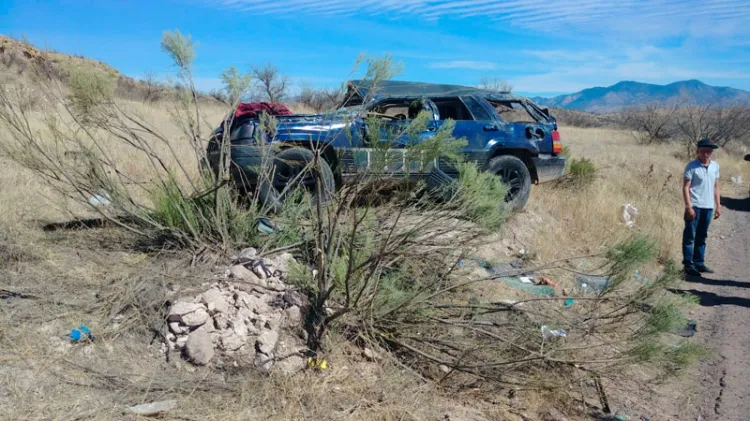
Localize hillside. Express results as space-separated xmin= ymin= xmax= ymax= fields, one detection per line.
xmin=0 ymin=34 xmax=221 ymax=105
xmin=533 ymin=80 xmax=750 ymax=113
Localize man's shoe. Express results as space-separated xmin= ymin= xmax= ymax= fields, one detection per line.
xmin=684 ymin=266 xmax=701 ymax=276
xmin=696 ymin=265 xmax=714 ymax=274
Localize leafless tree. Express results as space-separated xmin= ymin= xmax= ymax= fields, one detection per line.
xmin=622 ymin=101 xmax=680 ymax=144
xmin=251 ymin=62 xmax=289 ymax=102
xmin=478 ymin=76 xmax=513 ymax=92
xmin=675 ymin=101 xmax=750 ymax=158
xmin=298 ymin=83 xmax=343 ymax=112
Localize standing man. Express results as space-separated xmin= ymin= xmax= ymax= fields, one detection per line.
xmin=682 ymin=138 xmax=721 ymax=276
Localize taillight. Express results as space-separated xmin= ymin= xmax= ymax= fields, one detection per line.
xmin=552 ymin=129 xmax=562 ymax=154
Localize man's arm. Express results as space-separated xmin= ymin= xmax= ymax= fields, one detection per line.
xmin=683 ymin=177 xmax=696 ymax=220
xmin=683 ymin=178 xmax=693 ymax=208
xmin=714 ymin=178 xmax=721 ymax=218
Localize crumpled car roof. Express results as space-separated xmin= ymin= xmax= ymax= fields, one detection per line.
xmin=342 ymin=79 xmax=526 ymax=105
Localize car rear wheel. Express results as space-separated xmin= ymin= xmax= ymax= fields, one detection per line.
xmin=486 ymin=154 xmax=532 ymax=211
xmin=257 ymin=147 xmax=335 ymax=214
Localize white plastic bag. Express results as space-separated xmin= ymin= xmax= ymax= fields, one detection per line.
xmin=621 ymin=203 xmax=638 ymax=228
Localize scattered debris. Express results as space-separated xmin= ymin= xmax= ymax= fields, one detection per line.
xmin=564 ymin=298 xmax=575 ymax=308
xmin=541 ymin=325 xmax=567 ymax=339
xmin=730 ymin=175 xmax=742 ymax=185
xmin=69 ymin=324 xmax=95 ymax=342
xmin=307 ymin=357 xmax=328 ymax=371
xmin=540 ymin=277 xmax=557 ymax=287
xmin=362 ymin=347 xmax=380 ymax=361
xmin=621 ymin=203 xmax=638 ymax=228
xmin=575 ymin=274 xmax=612 ymax=293
xmin=127 ymin=399 xmax=178 ymax=416
xmin=87 ymin=192 xmax=111 ymax=207
xmin=673 ymin=319 xmax=697 ymax=337
xmin=502 ymin=276 xmax=554 ymax=296
xmin=0 ymin=289 xmax=37 ymax=301
xmin=519 ymin=276 xmax=534 ymax=284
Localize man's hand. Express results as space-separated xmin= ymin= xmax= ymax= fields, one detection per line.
xmin=685 ymin=207 xmax=696 ymax=221
xmin=714 ymin=207 xmax=721 ymax=219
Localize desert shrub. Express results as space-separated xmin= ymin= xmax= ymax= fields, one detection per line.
xmin=62 ymin=63 xmax=116 ymax=120
xmin=567 ymin=156 xmax=597 ymax=185
xmin=555 ymin=156 xmax=597 ymax=189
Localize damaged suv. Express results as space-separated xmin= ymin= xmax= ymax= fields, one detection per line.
xmin=207 ymin=80 xmax=566 ymax=212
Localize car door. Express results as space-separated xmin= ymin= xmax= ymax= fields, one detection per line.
xmin=426 ymin=95 xmax=510 ymax=168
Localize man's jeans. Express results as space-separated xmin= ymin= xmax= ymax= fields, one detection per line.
xmin=682 ymin=207 xmax=713 ymax=269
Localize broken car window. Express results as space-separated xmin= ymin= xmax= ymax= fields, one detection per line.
xmin=430 ymin=97 xmax=476 ymax=121
xmin=488 ymin=100 xmax=539 ymax=123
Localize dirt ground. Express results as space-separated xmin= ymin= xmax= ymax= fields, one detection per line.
xmin=625 ymin=180 xmax=750 ymax=421
xmin=681 ymin=182 xmax=750 ymax=421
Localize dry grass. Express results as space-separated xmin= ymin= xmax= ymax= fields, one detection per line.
xmin=2 ymin=59 xmax=746 ymax=419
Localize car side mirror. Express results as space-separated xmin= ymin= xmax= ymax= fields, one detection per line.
xmin=744 ymin=154 xmax=750 ymax=162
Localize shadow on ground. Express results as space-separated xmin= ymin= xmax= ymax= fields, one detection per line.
xmin=668 ymin=287 xmax=750 ymax=308
xmin=683 ymin=275 xmax=750 ymax=289
xmin=720 ymin=195 xmax=749 ymax=212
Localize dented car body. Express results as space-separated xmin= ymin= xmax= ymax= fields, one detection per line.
xmin=207 ymin=80 xmax=566 ymax=211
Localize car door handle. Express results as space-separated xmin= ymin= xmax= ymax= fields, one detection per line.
xmin=483 ymin=124 xmax=498 ymax=131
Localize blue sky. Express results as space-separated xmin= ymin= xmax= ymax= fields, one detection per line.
xmin=1 ymin=0 xmax=749 ymax=97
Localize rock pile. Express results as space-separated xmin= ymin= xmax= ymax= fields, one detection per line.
xmin=164 ymin=249 xmax=309 ymax=375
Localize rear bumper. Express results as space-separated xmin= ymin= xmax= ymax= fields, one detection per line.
xmin=532 ymin=154 xmax=566 ymax=183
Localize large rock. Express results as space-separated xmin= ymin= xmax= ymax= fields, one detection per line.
xmin=169 ymin=302 xmax=204 ymax=317
xmin=169 ymin=302 xmax=209 ymax=327
xmin=273 ymin=355 xmax=306 ymax=376
xmin=185 ymin=331 xmax=214 ymax=365
xmin=127 ymin=399 xmax=178 ymax=416
xmin=181 ymin=307 xmax=209 ymax=327
xmin=220 ymin=331 xmax=246 ymax=352
xmin=238 ymin=247 xmax=257 ymax=262
xmin=201 ymin=289 xmax=230 ymax=314
xmin=256 ymin=330 xmax=279 ymax=355
xmin=272 ymin=252 xmax=296 ymax=273
xmin=230 ymin=264 xmax=257 ymax=281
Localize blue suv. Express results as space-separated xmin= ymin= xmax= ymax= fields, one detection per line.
xmin=207 ymin=80 xmax=566 ymax=212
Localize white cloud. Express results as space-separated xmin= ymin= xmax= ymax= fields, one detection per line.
xmin=214 ymin=0 xmax=750 ymax=39
xmin=429 ymin=60 xmax=498 ymax=70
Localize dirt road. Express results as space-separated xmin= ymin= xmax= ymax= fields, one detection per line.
xmin=677 ymin=186 xmax=750 ymax=421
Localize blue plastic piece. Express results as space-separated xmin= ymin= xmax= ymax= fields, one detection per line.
xmin=69 ymin=324 xmax=95 ymax=342
xmin=564 ymin=298 xmax=575 ymax=308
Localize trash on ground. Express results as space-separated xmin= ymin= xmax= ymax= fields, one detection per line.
xmin=614 ymin=415 xmax=630 ymax=421
xmin=673 ymin=319 xmax=697 ymax=337
xmin=502 ymin=276 xmax=554 ymax=296
xmin=0 ymin=289 xmax=37 ymax=300
xmin=575 ymin=274 xmax=613 ymax=293
xmin=127 ymin=399 xmax=178 ymax=416
xmin=633 ymin=270 xmax=653 ymax=286
xmin=541 ymin=325 xmax=567 ymax=339
xmin=307 ymin=357 xmax=328 ymax=371
xmin=730 ymin=175 xmax=742 ymax=185
xmin=621 ymin=203 xmax=638 ymax=228
xmin=69 ymin=324 xmax=95 ymax=342
xmin=519 ymin=276 xmax=534 ymax=284
xmin=564 ymin=298 xmax=575 ymax=308
xmin=256 ymin=217 xmax=281 ymax=234
xmin=540 ymin=276 xmax=557 ymax=287
xmin=87 ymin=192 xmax=111 ymax=207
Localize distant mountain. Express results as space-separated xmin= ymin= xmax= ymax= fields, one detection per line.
xmin=532 ymin=80 xmax=750 ymax=113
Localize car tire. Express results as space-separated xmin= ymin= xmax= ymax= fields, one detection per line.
xmin=257 ymin=147 xmax=335 ymax=214
xmin=486 ymin=154 xmax=532 ymax=211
